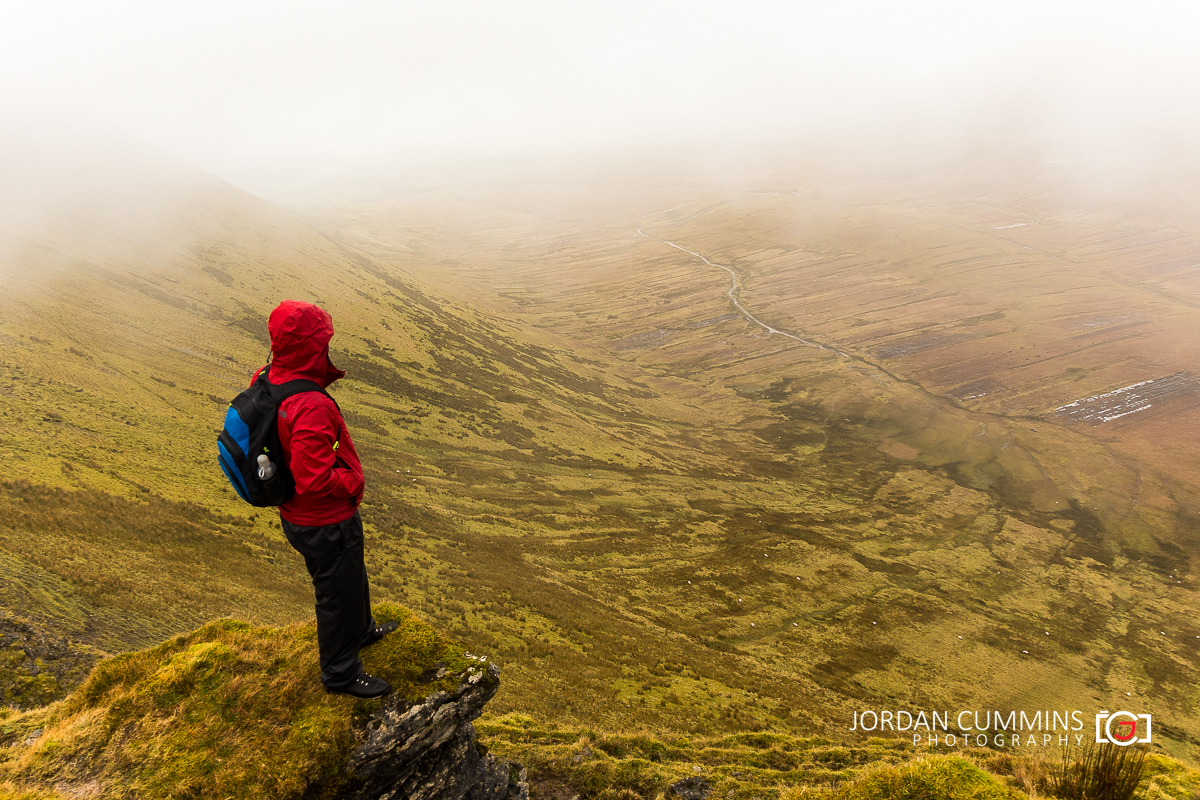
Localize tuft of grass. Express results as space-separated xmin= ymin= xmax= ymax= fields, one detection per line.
xmin=0 ymin=603 xmax=468 ymax=799
xmin=982 ymin=751 xmax=1057 ymax=798
xmin=832 ymin=756 xmax=1024 ymax=800
xmin=1052 ymin=742 xmax=1148 ymax=800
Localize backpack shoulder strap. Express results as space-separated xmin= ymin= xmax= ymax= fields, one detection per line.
xmin=259 ymin=365 xmax=339 ymax=412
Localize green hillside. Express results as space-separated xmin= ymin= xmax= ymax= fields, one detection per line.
xmin=2 ymin=136 xmax=1200 ymax=787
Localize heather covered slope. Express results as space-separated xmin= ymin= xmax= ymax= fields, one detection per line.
xmin=4 ymin=134 xmax=1200 ymax=770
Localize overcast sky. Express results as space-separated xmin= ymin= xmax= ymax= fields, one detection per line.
xmin=2 ymin=1 xmax=1199 ymax=179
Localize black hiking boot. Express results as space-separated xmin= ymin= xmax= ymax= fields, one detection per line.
xmin=323 ymin=671 xmax=392 ymax=699
xmin=360 ymin=620 xmax=399 ymax=650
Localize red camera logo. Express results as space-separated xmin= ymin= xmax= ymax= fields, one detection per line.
xmin=1095 ymin=711 xmax=1151 ymax=745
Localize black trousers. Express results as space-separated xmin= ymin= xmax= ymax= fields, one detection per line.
xmin=281 ymin=510 xmax=375 ymax=684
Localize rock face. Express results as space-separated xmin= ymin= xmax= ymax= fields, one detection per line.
xmin=339 ymin=661 xmax=528 ymax=800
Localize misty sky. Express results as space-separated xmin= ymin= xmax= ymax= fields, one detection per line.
xmin=2 ymin=0 xmax=1199 ymax=178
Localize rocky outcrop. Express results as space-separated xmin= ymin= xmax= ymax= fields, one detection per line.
xmin=336 ymin=660 xmax=528 ymax=800
xmin=0 ymin=611 xmax=524 ymax=799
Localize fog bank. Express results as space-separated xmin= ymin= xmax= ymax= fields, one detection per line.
xmin=2 ymin=1 xmax=1197 ymax=192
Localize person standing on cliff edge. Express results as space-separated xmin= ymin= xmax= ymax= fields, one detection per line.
xmin=254 ymin=299 xmax=397 ymax=698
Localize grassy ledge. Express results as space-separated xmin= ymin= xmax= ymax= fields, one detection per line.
xmin=477 ymin=718 xmax=1200 ymax=800
xmin=0 ymin=602 xmax=469 ymax=799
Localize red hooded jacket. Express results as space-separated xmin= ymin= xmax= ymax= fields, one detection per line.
xmin=252 ymin=300 xmax=364 ymax=526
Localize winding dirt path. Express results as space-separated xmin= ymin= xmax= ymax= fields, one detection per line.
xmin=632 ymin=197 xmax=847 ymax=355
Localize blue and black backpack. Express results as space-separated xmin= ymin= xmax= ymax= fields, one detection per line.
xmin=217 ymin=366 xmax=328 ymax=506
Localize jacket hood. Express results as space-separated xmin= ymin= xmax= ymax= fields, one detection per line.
xmin=267 ymin=300 xmax=346 ymax=387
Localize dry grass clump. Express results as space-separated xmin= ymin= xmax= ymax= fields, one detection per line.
xmin=0 ymin=602 xmax=466 ymax=799
xmin=1052 ymin=743 xmax=1147 ymax=800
